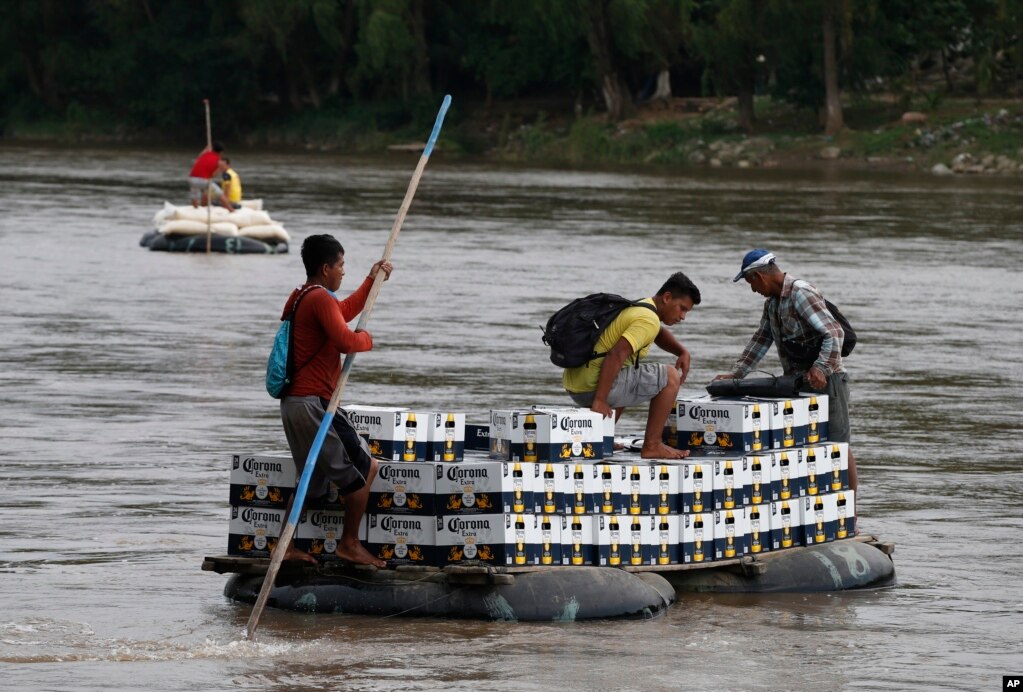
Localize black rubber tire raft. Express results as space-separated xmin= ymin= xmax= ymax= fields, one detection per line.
xmin=665 ymin=539 xmax=896 ymax=593
xmin=140 ymin=230 xmax=288 ymax=254
xmin=225 ymin=566 xmax=675 ymax=621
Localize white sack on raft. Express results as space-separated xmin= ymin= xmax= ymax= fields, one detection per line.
xmin=160 ymin=220 xmax=240 ymax=237
xmin=238 ymin=224 xmax=291 ymax=243
xmin=172 ymin=205 xmax=234 ymax=223
xmin=239 ymin=198 xmax=263 ymax=211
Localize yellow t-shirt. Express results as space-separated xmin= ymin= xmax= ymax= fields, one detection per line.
xmin=562 ymin=298 xmax=661 ymax=393
xmin=223 ymin=168 xmax=242 ymax=203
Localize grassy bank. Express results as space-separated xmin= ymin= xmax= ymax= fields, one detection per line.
xmin=5 ymin=96 xmax=1022 ymax=176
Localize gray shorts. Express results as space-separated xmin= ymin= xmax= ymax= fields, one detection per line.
xmin=568 ymin=363 xmax=669 ymax=409
xmin=280 ymin=396 xmax=373 ymax=499
xmin=825 ymin=372 xmax=851 ymax=443
xmin=188 ymin=176 xmax=223 ymax=203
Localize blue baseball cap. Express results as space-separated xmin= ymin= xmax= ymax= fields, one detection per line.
xmin=733 ymin=249 xmax=776 ymax=282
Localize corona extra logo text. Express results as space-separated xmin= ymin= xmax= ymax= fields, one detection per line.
xmin=242 ymin=458 xmax=283 ymax=474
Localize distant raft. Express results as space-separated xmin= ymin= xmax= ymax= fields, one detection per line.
xmin=141 ymin=200 xmax=290 ymax=254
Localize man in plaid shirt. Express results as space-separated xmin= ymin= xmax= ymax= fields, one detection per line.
xmin=714 ymin=249 xmax=857 ymax=492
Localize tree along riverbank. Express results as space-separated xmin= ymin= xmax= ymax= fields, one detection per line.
xmin=6 ymin=96 xmax=1022 ymax=178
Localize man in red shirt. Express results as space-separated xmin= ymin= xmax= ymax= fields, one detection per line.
xmin=188 ymin=141 xmax=233 ymax=210
xmin=279 ymin=234 xmax=393 ymax=567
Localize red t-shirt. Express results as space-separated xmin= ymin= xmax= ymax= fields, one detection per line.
xmin=189 ymin=151 xmax=221 ymax=179
xmin=283 ymin=278 xmax=375 ymax=399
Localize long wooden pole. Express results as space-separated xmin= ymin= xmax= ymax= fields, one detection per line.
xmin=245 ymin=94 xmax=452 ymax=641
xmin=204 ymin=99 xmax=213 ymax=254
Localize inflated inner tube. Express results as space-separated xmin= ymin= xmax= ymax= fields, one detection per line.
xmin=225 ymin=566 xmax=675 ymax=621
xmin=140 ymin=230 xmax=288 ymax=254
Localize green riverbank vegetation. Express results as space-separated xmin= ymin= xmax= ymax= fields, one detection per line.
xmin=3 ymin=1 xmax=1022 ymax=175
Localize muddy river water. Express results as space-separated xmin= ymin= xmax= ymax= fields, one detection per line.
xmin=0 ymin=145 xmax=1021 ymax=690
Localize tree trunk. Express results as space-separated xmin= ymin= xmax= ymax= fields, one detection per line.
xmin=409 ymin=0 xmax=432 ymax=97
xmin=582 ymin=0 xmax=631 ymax=122
xmin=737 ymin=85 xmax=755 ymax=133
xmin=821 ymin=1 xmax=843 ymax=135
xmin=652 ymin=69 xmax=672 ymax=101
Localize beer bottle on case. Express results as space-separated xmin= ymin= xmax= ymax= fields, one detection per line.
xmin=751 ymin=403 xmax=763 ymax=451
xmin=515 ymin=515 xmax=527 ymax=565
xmin=601 ymin=465 xmax=614 ymax=514
xmin=836 ymin=493 xmax=848 ymax=539
xmin=443 ymin=413 xmax=456 ymax=462
xmin=658 ymin=465 xmax=670 ymax=515
xmin=573 ymin=464 xmax=586 ymax=515
xmin=512 ymin=462 xmax=525 ymax=512
xmin=806 ymin=447 xmax=818 ymax=496
xmin=543 ymin=463 xmax=557 ymax=513
xmin=724 ymin=510 xmax=737 ymax=558
xmin=782 ymin=400 xmax=794 ymax=448
xmin=723 ymin=460 xmax=735 ymax=509
xmin=781 ymin=502 xmax=793 ymax=548
xmin=807 ymin=397 xmax=819 ymax=444
xmin=629 ymin=466 xmax=641 ymax=515
xmin=814 ymin=497 xmax=825 ymax=543
xmin=630 ymin=517 xmax=643 ymax=565
xmin=609 ymin=515 xmax=622 ymax=566
xmin=831 ymin=444 xmax=843 ymax=490
xmin=692 ymin=465 xmax=704 ymax=512
xmin=749 ymin=506 xmax=762 ymax=554
xmin=779 ymin=453 xmax=791 ymax=500
xmin=693 ymin=514 xmax=705 ymax=562
xmin=523 ymin=414 xmax=538 ymax=463
xmin=658 ymin=519 xmax=670 ymax=565
xmin=403 ymin=413 xmax=417 ymax=461
xmin=571 ymin=517 xmax=584 ymax=565
xmin=751 ymin=456 xmax=763 ymax=505
xmin=541 ymin=516 xmax=554 ymax=565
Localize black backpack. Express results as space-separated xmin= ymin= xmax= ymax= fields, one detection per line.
xmin=778 ymin=299 xmax=857 ymax=371
xmin=542 ymin=293 xmax=658 ymax=368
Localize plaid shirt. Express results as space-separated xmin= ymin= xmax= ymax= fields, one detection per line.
xmin=732 ymin=274 xmax=846 ymax=377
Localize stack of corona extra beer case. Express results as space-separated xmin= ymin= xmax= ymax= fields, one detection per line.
xmin=666 ymin=391 xmax=856 ymax=556
xmin=226 ymin=452 xmax=358 ymax=560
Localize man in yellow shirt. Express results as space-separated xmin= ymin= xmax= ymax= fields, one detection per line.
xmin=563 ymin=272 xmax=701 ymax=459
xmin=219 ymin=157 xmax=242 ymax=209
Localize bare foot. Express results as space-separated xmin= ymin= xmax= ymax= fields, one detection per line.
xmin=613 ymin=442 xmax=625 ymax=451
xmin=640 ymin=442 xmax=690 ymax=460
xmin=336 ymin=539 xmax=386 ymax=568
xmin=284 ymin=545 xmax=318 ymax=565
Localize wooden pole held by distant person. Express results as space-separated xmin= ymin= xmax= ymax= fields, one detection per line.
xmin=204 ymin=99 xmax=213 ymax=254
xmin=244 ymin=94 xmax=452 ymax=641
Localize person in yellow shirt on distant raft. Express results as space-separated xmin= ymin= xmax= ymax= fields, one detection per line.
xmin=562 ymin=272 xmax=701 ymax=459
xmin=218 ymin=157 xmax=243 ymax=209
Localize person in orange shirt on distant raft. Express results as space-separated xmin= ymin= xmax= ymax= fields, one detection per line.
xmin=187 ymin=141 xmax=234 ymax=211
xmin=277 ymin=234 xmax=393 ymax=567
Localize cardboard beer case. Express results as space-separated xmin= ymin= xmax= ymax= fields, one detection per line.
xmin=560 ymin=515 xmax=598 ymax=566
xmin=366 ymin=513 xmax=436 ymax=566
xmin=746 ymin=503 xmax=771 ymax=555
xmin=489 ymin=409 xmax=604 ymax=463
xmin=801 ymin=393 xmax=830 ymax=444
xmin=465 ymin=423 xmax=490 ymax=452
xmin=681 ymin=512 xmax=714 ymax=564
xmin=532 ymin=404 xmax=616 ymax=457
xmin=437 ymin=513 xmax=541 ymax=567
xmin=674 ymin=396 xmax=768 ymax=454
xmin=769 ymin=499 xmax=803 ymax=550
xmin=745 ymin=451 xmax=778 ymax=507
xmin=745 ymin=397 xmax=811 ymax=449
xmin=293 ymin=509 xmax=367 ymax=560
xmin=713 ymin=507 xmax=750 ymax=560
xmin=368 ymin=461 xmax=439 ymax=515
xmin=677 ymin=460 xmax=714 ymax=514
xmin=711 ymin=456 xmax=751 ymax=510
xmin=425 ymin=411 xmax=466 ymax=462
xmin=434 ymin=459 xmax=536 ymax=515
xmin=802 ymin=490 xmax=856 ymax=545
xmin=560 ymin=461 xmax=600 ymax=515
xmin=775 ymin=448 xmax=808 ymax=501
xmin=228 ymin=505 xmax=286 ymax=558
xmin=649 ymin=514 xmax=681 ymax=566
xmin=342 ymin=404 xmax=427 ymax=462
